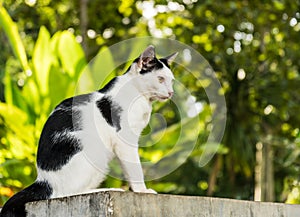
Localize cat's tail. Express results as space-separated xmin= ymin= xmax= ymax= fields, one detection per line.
xmin=0 ymin=181 xmax=52 ymax=217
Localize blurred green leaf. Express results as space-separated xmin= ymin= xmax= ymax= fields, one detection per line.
xmin=32 ymin=26 xmax=52 ymax=96
xmin=57 ymin=31 xmax=86 ymax=79
xmin=91 ymin=46 xmax=116 ymax=90
xmin=0 ymin=103 xmax=35 ymax=148
xmin=0 ymin=5 xmax=30 ymax=71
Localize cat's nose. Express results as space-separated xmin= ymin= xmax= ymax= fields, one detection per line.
xmin=168 ymin=92 xmax=174 ymax=98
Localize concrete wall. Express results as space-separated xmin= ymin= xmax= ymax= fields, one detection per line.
xmin=25 ymin=190 xmax=300 ymax=217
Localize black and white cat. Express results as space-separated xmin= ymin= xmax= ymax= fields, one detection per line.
xmin=0 ymin=45 xmax=177 ymax=217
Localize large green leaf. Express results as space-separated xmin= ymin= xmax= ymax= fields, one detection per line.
xmin=55 ymin=31 xmax=91 ymax=94
xmin=57 ymin=31 xmax=86 ymax=79
xmin=3 ymin=66 xmax=29 ymax=112
xmin=22 ymin=78 xmax=41 ymax=118
xmin=0 ymin=5 xmax=30 ymax=72
xmin=0 ymin=5 xmax=30 ymax=106
xmin=48 ymin=65 xmax=73 ymax=108
xmin=91 ymin=46 xmax=116 ymax=90
xmin=49 ymin=31 xmax=76 ymax=103
xmin=3 ymin=64 xmax=13 ymax=105
xmin=32 ymin=26 xmax=52 ymax=96
xmin=75 ymin=65 xmax=95 ymax=94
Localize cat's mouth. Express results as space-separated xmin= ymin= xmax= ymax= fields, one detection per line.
xmin=157 ymin=96 xmax=169 ymax=101
xmin=150 ymin=94 xmax=170 ymax=102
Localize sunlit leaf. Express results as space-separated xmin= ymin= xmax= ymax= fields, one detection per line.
xmin=48 ymin=65 xmax=73 ymax=108
xmin=57 ymin=31 xmax=86 ymax=79
xmin=32 ymin=26 xmax=52 ymax=96
xmin=91 ymin=46 xmax=116 ymax=90
xmin=3 ymin=66 xmax=13 ymax=105
xmin=0 ymin=5 xmax=30 ymax=71
xmin=0 ymin=103 xmax=35 ymax=148
xmin=22 ymin=79 xmax=41 ymax=117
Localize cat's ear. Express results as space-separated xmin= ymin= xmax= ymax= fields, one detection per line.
xmin=137 ymin=45 xmax=156 ymax=69
xmin=164 ymin=52 xmax=178 ymax=65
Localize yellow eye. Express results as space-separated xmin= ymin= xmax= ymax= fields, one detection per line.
xmin=158 ymin=76 xmax=165 ymax=83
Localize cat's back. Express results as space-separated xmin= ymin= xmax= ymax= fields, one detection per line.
xmin=47 ymin=93 xmax=92 ymax=132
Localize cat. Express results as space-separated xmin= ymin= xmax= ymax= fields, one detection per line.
xmin=0 ymin=45 xmax=178 ymax=217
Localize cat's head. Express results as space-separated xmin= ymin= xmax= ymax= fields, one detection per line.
xmin=129 ymin=45 xmax=178 ymax=102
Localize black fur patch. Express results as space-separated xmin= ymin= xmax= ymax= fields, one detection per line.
xmin=98 ymin=77 xmax=118 ymax=93
xmin=159 ymin=58 xmax=170 ymax=69
xmin=44 ymin=109 xmax=81 ymax=132
xmin=36 ymin=95 xmax=87 ymax=171
xmin=96 ymin=96 xmax=123 ymax=132
xmin=37 ymin=130 xmax=82 ymax=171
xmin=133 ymin=57 xmax=164 ymax=74
xmin=0 ymin=181 xmax=52 ymax=217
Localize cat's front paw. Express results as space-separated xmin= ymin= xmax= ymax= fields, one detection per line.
xmin=134 ymin=188 xmax=157 ymax=194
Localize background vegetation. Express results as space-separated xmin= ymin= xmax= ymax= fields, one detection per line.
xmin=0 ymin=0 xmax=300 ymax=206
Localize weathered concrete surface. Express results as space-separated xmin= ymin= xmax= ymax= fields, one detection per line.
xmin=26 ymin=191 xmax=300 ymax=217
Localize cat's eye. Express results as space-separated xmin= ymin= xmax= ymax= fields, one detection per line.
xmin=158 ymin=76 xmax=165 ymax=83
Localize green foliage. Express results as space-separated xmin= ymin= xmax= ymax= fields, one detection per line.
xmin=0 ymin=7 xmax=90 ymax=204
xmin=148 ymin=0 xmax=300 ymax=201
xmin=0 ymin=5 xmax=30 ymax=72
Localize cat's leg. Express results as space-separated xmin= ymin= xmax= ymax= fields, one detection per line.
xmin=114 ymin=142 xmax=157 ymax=194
